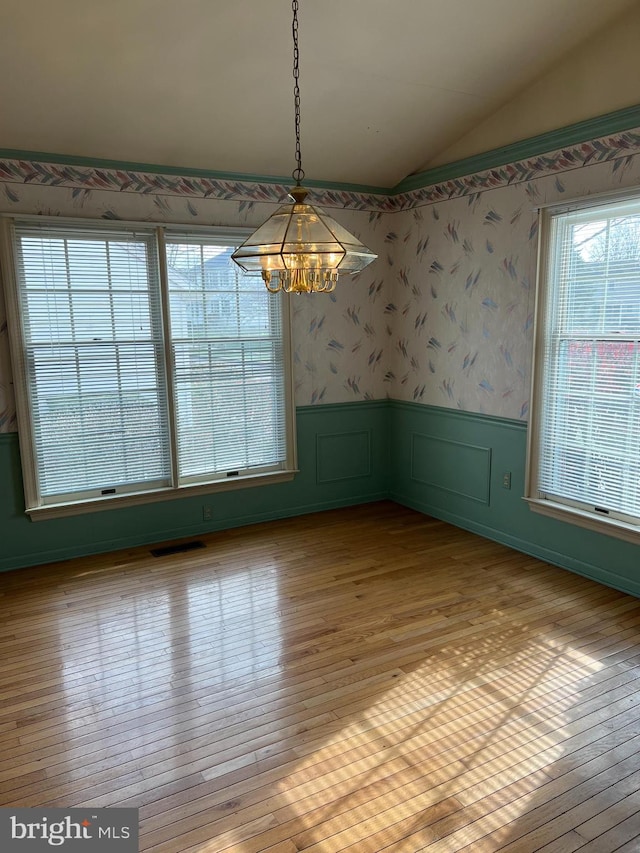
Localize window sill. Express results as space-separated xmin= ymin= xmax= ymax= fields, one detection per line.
xmin=26 ymin=469 xmax=298 ymax=521
xmin=525 ymin=497 xmax=640 ymax=546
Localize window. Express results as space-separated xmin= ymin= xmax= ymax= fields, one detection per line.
xmin=526 ymin=194 xmax=640 ymax=543
xmin=1 ymin=217 xmax=296 ymax=518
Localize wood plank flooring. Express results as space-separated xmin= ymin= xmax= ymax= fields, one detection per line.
xmin=0 ymin=501 xmax=639 ymax=852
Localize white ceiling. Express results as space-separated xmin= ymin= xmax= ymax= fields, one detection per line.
xmin=0 ymin=0 xmax=636 ymax=189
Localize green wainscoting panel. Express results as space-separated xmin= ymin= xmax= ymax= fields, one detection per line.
xmin=0 ymin=401 xmax=389 ymax=572
xmin=317 ymin=430 xmax=372 ymax=483
xmin=411 ymin=433 xmax=491 ymax=505
xmin=2 ymin=400 xmax=639 ymax=598
xmin=389 ymin=400 xmax=640 ymax=598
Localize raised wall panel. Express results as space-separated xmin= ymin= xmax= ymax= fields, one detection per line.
xmin=411 ymin=433 xmax=491 ymax=504
xmin=389 ymin=400 xmax=640 ymax=599
xmin=317 ymin=430 xmax=372 ymax=483
xmin=0 ymin=403 xmax=388 ymax=572
xmin=3 ymin=400 xmax=639 ymax=599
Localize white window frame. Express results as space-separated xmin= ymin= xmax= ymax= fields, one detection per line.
xmin=0 ymin=216 xmax=297 ymax=520
xmin=525 ymin=190 xmax=640 ymax=546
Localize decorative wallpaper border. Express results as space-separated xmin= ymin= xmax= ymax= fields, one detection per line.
xmin=393 ymin=128 xmax=640 ymax=209
xmin=0 ymin=158 xmax=395 ymax=214
xmin=396 ymin=104 xmax=640 ymax=193
xmin=2 ymin=124 xmax=640 ymax=215
xmin=3 ymin=114 xmax=640 ymax=437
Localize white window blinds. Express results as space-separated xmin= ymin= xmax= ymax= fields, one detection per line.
xmin=164 ymin=233 xmax=288 ymax=484
xmin=3 ymin=218 xmax=295 ymax=515
xmin=532 ymin=196 xmax=640 ymax=529
xmin=14 ymin=223 xmax=171 ymax=501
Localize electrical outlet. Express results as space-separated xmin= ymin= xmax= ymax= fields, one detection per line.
xmin=202 ymin=505 xmax=212 ymax=521
xmin=502 ymin=472 xmax=511 ymax=490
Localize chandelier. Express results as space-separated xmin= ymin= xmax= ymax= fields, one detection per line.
xmin=231 ymin=0 xmax=377 ymax=293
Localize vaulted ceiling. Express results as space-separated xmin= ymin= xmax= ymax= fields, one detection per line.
xmin=0 ymin=0 xmax=637 ymax=189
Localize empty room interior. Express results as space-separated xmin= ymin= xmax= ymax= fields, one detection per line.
xmin=1 ymin=1 xmax=640 ymax=851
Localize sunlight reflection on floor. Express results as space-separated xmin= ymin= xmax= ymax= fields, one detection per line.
xmin=190 ymin=613 xmax=605 ymax=852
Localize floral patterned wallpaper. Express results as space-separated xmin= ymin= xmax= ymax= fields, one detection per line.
xmin=1 ymin=126 xmax=640 ymax=432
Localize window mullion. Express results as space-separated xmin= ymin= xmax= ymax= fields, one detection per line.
xmin=62 ymin=237 xmax=88 ymax=489
xmin=104 ymin=238 xmax=128 ymax=483
xmin=155 ymin=227 xmax=180 ymax=490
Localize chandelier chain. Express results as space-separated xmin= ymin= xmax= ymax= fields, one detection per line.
xmin=230 ymin=0 xmax=377 ymax=291
xmin=291 ymin=0 xmax=305 ymax=184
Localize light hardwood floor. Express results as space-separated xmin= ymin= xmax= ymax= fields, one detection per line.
xmin=1 ymin=502 xmax=639 ymax=852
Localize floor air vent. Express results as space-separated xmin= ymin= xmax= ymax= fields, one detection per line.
xmin=150 ymin=540 xmax=206 ymax=558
